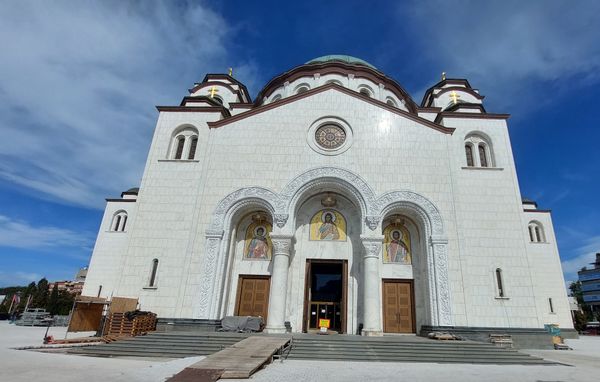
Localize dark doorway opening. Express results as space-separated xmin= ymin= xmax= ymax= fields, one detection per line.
xmin=303 ymin=260 xmax=347 ymax=333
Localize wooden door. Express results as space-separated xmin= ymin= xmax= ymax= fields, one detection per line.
xmin=235 ymin=276 xmax=270 ymax=320
xmin=383 ymin=280 xmax=415 ymax=333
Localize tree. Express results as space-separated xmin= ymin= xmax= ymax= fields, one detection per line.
xmin=573 ymin=311 xmax=587 ymax=332
xmin=32 ymin=278 xmax=49 ymax=308
xmin=47 ymin=285 xmax=59 ymax=315
xmin=56 ymin=290 xmax=75 ymax=315
xmin=569 ymin=281 xmax=584 ymax=306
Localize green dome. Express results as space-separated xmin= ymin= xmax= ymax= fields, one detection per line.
xmin=306 ymin=55 xmax=376 ymax=69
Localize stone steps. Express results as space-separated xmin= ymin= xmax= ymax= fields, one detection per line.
xmin=68 ymin=332 xmax=556 ymax=365
xmin=286 ymin=337 xmax=555 ymax=365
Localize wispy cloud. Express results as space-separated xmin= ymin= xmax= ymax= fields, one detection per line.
xmin=0 ymin=215 xmax=92 ymax=250
xmin=407 ymin=1 xmax=600 ymax=109
xmin=0 ymin=1 xmax=257 ymax=209
xmin=0 ymin=272 xmax=41 ymax=287
xmin=561 ymin=235 xmax=600 ymax=280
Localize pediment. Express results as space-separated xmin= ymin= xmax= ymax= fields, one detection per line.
xmin=207 ymin=83 xmax=454 ymax=134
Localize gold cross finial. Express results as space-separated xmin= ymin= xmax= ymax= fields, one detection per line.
xmin=441 ymin=72 xmax=446 ymax=81
xmin=209 ymin=86 xmax=219 ymax=98
xmin=228 ymin=67 xmax=233 ymax=76
xmin=449 ymin=90 xmax=460 ymax=104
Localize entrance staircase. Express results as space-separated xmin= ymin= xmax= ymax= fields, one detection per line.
xmin=69 ymin=332 xmax=556 ymax=365
xmin=286 ymin=335 xmax=555 ymax=365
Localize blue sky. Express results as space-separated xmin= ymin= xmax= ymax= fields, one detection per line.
xmin=0 ymin=0 xmax=599 ymax=287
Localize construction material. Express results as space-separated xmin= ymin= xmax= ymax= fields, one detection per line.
xmin=109 ymin=297 xmax=138 ymax=313
xmin=490 ymin=334 xmax=513 ymax=348
xmin=16 ymin=309 xmax=50 ymax=326
xmin=103 ymin=311 xmax=157 ymax=337
xmin=168 ymin=336 xmax=291 ymax=380
xmin=219 ymin=316 xmax=263 ymax=332
xmin=68 ymin=297 xmax=107 ymax=333
xmin=428 ymin=331 xmax=461 ymax=341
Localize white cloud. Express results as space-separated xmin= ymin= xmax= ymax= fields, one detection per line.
xmin=0 ymin=215 xmax=91 ymax=250
xmin=0 ymin=272 xmax=41 ymax=287
xmin=407 ymin=1 xmax=600 ymax=108
xmin=0 ymin=1 xmax=257 ymax=209
xmin=561 ymin=235 xmax=600 ymax=280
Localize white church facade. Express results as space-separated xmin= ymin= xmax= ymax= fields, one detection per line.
xmin=83 ymin=55 xmax=573 ymax=336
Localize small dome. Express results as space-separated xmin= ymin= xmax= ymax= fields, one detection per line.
xmin=306 ymin=55 xmax=376 ymax=69
xmin=125 ymin=187 xmax=139 ymax=194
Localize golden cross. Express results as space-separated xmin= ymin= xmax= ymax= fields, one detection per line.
xmin=228 ymin=67 xmax=233 ymax=76
xmin=449 ymin=90 xmax=460 ymax=104
xmin=441 ymin=71 xmax=446 ymax=81
xmin=209 ymin=86 xmax=219 ymax=98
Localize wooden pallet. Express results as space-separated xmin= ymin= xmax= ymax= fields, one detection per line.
xmin=103 ymin=312 xmax=157 ymax=337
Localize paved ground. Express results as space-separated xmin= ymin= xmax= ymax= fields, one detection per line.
xmin=1 ymin=321 xmax=599 ymax=382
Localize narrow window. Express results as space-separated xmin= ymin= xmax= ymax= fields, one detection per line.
xmin=149 ymin=259 xmax=159 ymax=287
xmin=97 ymin=285 xmax=103 ymax=298
xmin=479 ymin=144 xmax=488 ymax=167
xmin=549 ymin=298 xmax=554 ymax=313
xmin=113 ymin=215 xmax=121 ymax=231
xmin=534 ymin=226 xmax=542 ymax=242
xmin=188 ymin=137 xmax=198 ymax=160
xmin=496 ymin=268 xmax=505 ymax=297
xmin=465 ymin=145 xmax=474 ymax=167
xmin=528 ymin=225 xmax=535 ymax=242
xmin=174 ymin=136 xmax=185 ymax=159
xmin=359 ymin=89 xmax=371 ymax=97
xmin=121 ymin=215 xmax=128 ymax=232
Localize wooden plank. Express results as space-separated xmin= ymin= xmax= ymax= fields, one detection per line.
xmin=180 ymin=336 xmax=291 ymax=379
xmin=109 ymin=297 xmax=138 ymax=313
xmin=68 ymin=302 xmax=105 ymax=332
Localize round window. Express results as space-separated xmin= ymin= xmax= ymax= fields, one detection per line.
xmin=315 ymin=124 xmax=346 ymax=150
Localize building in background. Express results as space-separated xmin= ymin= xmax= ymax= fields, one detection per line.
xmin=48 ymin=267 xmax=88 ymax=295
xmin=578 ymin=253 xmax=600 ymax=318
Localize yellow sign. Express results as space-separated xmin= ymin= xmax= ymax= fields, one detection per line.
xmin=319 ymin=319 xmax=330 ymax=329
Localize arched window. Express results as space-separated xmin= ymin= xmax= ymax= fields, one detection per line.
xmin=174 ymin=136 xmax=185 ymax=159
xmin=478 ymin=144 xmax=489 ymax=167
xmin=294 ymin=83 xmax=310 ymax=94
xmin=169 ymin=126 xmax=199 ymax=160
xmin=148 ymin=259 xmax=159 ymax=287
xmin=465 ymin=144 xmax=474 ymax=167
xmin=271 ymin=94 xmax=282 ymax=102
xmin=495 ymin=268 xmax=505 ymax=297
xmin=464 ymin=133 xmax=495 ymax=168
xmin=357 ymin=85 xmax=374 ymax=98
xmin=212 ymin=95 xmax=223 ymax=104
xmin=188 ymin=136 xmax=198 ymax=160
xmin=111 ymin=211 xmax=128 ymax=232
xmin=386 ymin=97 xmax=398 ymax=107
xmin=528 ymin=221 xmax=546 ymax=243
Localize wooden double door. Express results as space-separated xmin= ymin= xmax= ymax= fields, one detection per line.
xmin=235 ymin=275 xmax=270 ymax=320
xmin=382 ymin=279 xmax=415 ymax=333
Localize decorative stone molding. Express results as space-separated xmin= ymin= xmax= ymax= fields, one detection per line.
xmin=273 ymin=214 xmax=289 ymax=228
xmin=208 ymin=186 xmax=282 ymax=232
xmin=365 ymin=215 xmax=380 ymax=230
xmin=377 ymin=190 xmax=444 ymax=236
xmin=432 ymin=243 xmax=453 ymax=326
xmin=197 ymin=235 xmax=221 ymax=317
xmin=270 ymin=234 xmax=293 ymax=255
xmin=360 ymin=235 xmax=384 ymax=259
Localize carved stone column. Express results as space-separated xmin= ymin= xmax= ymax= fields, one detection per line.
xmin=198 ymin=230 xmax=224 ymax=318
xmin=430 ymin=236 xmax=453 ymax=326
xmin=361 ymin=235 xmax=384 ymax=336
xmin=264 ymin=234 xmax=293 ymax=333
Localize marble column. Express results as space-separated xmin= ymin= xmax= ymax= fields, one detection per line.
xmin=361 ymin=235 xmax=384 ymax=336
xmin=264 ymin=234 xmax=293 ymax=333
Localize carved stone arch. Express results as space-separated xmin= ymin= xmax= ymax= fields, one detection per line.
xmin=279 ymin=167 xmax=378 ymax=231
xmin=208 ymin=187 xmax=282 ymax=233
xmin=377 ymin=190 xmax=444 ymax=236
xmin=200 ymin=187 xmax=281 ymax=318
xmin=376 ymin=190 xmax=452 ymax=327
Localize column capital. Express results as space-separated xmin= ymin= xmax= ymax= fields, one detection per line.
xmin=360 ymin=235 xmax=384 ymax=259
xmin=269 ymin=233 xmax=293 ymax=255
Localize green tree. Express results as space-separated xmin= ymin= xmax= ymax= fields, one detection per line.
xmin=569 ymin=281 xmax=584 ymax=305
xmin=47 ymin=285 xmax=59 ymax=315
xmin=56 ymin=290 xmax=75 ymax=315
xmin=573 ymin=310 xmax=587 ymax=332
xmin=32 ymin=278 xmax=49 ymax=308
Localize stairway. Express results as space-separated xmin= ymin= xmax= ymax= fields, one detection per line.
xmin=68 ymin=332 xmax=248 ymax=358
xmin=69 ymin=332 xmax=556 ymax=365
xmin=286 ymin=335 xmax=556 ymax=365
